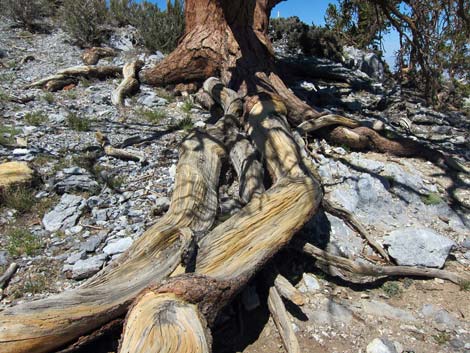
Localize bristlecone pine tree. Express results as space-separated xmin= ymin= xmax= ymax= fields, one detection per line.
xmin=0 ymin=1 xmax=468 ymax=353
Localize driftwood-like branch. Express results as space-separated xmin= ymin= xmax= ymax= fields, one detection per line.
xmin=0 ymin=130 xmax=226 ymax=353
xmin=26 ymin=65 xmax=122 ymax=91
xmin=267 ymin=286 xmax=301 ymax=353
xmin=82 ymin=47 xmax=117 ymax=65
xmin=274 ymin=270 xmax=305 ymax=306
xmin=111 ymin=61 xmax=144 ymax=107
xmin=203 ymin=77 xmax=243 ymax=116
xmin=95 ymin=131 xmax=146 ymax=164
xmin=322 ymin=198 xmax=390 ymax=262
xmin=297 ymin=241 xmax=469 ymax=285
xmin=0 ymin=263 xmax=18 ymax=289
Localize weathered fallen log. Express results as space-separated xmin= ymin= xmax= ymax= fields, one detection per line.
xmin=26 ymin=65 xmax=122 ymax=91
xmin=111 ymin=61 xmax=144 ymax=107
xmin=95 ymin=131 xmax=146 ymax=164
xmin=118 ymin=89 xmax=323 ymax=351
xmin=0 ymin=130 xmax=225 ymax=353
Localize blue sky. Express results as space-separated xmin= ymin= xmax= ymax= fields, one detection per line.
xmin=149 ymin=0 xmax=399 ymax=65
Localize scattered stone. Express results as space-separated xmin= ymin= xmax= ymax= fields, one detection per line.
xmin=153 ymin=196 xmax=170 ymax=215
xmin=462 ymin=238 xmax=470 ymax=249
xmin=384 ymin=228 xmax=456 ymax=268
xmin=0 ymin=251 xmax=9 ymax=267
xmin=366 ymin=338 xmax=398 ymax=353
xmin=80 ymin=235 xmax=104 ymax=253
xmin=299 ymin=273 xmax=321 ymax=293
xmin=66 ymin=250 xmax=87 ymax=265
xmin=42 ymin=194 xmax=86 ymax=232
xmin=137 ymin=92 xmax=168 ymax=107
xmin=54 ymin=167 xmax=100 ymax=194
xmin=103 ymin=237 xmax=133 ymax=256
xmin=360 ymin=300 xmax=416 ymax=322
xmin=66 ymin=254 xmax=107 ymax=280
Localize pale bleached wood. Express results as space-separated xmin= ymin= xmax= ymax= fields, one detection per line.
xmin=95 ymin=131 xmax=146 ymax=163
xmin=111 ymin=61 xmax=144 ymax=107
xmin=296 ymin=114 xmax=359 ymax=134
xmin=203 ymin=77 xmax=243 ymax=116
xmin=268 ymin=286 xmax=301 ymax=353
xmin=120 ymin=292 xmax=210 ymax=353
xmin=0 ymin=131 xmax=225 ymax=353
xmin=118 ymin=93 xmax=323 ymax=353
xmin=0 ymin=161 xmax=34 ymax=190
xmin=0 ymin=263 xmax=18 ymax=289
xmin=298 ymin=241 xmax=470 ymax=285
xmin=81 ymin=47 xmax=116 ymax=65
xmin=274 ymin=272 xmax=305 ymax=306
xmin=26 ymin=65 xmax=122 ymax=91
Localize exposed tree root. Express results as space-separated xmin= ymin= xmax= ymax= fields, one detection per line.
xmin=328 ymin=126 xmax=469 ymax=173
xmin=26 ymin=65 xmax=122 ymax=91
xmin=297 ymin=114 xmax=360 ymax=134
xmin=297 ymin=241 xmax=469 ymax=285
xmin=111 ymin=61 xmax=144 ymax=107
xmin=322 ymin=198 xmax=390 ymax=262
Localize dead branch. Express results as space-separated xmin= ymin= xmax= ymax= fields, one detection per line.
xmin=111 ymin=61 xmax=144 ymax=107
xmin=0 ymin=263 xmax=18 ymax=289
xmin=95 ymin=131 xmax=146 ymax=164
xmin=82 ymin=47 xmax=117 ymax=65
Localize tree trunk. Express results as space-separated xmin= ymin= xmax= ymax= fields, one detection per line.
xmin=141 ymin=0 xmax=321 ymax=124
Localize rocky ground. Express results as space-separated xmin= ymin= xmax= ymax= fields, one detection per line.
xmin=1 ymin=20 xmax=469 ymax=353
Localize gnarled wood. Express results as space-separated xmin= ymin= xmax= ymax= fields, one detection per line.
xmin=26 ymin=65 xmax=122 ymax=91
xmin=0 ymin=131 xmax=225 ymax=353
xmin=95 ymin=132 xmax=146 ymax=164
xmin=274 ymin=271 xmax=305 ymax=306
xmin=111 ymin=61 xmax=144 ymax=107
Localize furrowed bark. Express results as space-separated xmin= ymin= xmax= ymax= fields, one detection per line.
xmin=0 ymin=131 xmax=225 ymax=353
xmin=119 ymin=91 xmax=323 ymax=352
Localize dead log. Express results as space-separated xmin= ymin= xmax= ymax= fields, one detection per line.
xmin=111 ymin=61 xmax=144 ymax=107
xmin=267 ymin=286 xmax=301 ymax=353
xmin=95 ymin=131 xmax=146 ymax=164
xmin=118 ymin=89 xmax=323 ymax=351
xmin=82 ymin=47 xmax=117 ymax=65
xmin=0 ymin=130 xmax=225 ymax=353
xmin=26 ymin=65 xmax=122 ymax=91
xmin=0 ymin=263 xmax=18 ymax=289
xmin=274 ymin=270 xmax=305 ymax=306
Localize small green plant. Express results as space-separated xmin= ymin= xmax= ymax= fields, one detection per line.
xmin=0 ymin=125 xmax=20 ymax=145
xmin=79 ymin=77 xmax=91 ymax=88
xmin=0 ymin=89 xmax=10 ymax=102
xmin=181 ymin=99 xmax=194 ymax=114
xmin=155 ymin=88 xmax=175 ymax=103
xmin=65 ymin=90 xmax=77 ymax=100
xmin=6 ymin=228 xmax=42 ymax=256
xmin=24 ymin=111 xmax=48 ymax=126
xmin=10 ymin=272 xmax=49 ymax=299
xmin=2 ymin=0 xmax=53 ymax=31
xmin=382 ymin=281 xmax=402 ymax=297
xmin=433 ymin=332 xmax=451 ymax=345
xmin=42 ymin=92 xmax=55 ymax=104
xmin=106 ymin=175 xmax=125 ymax=190
xmin=1 ymin=186 xmax=36 ymax=214
xmin=177 ymin=116 xmax=194 ymax=132
xmin=67 ymin=112 xmax=90 ymax=131
xmin=460 ymin=280 xmax=470 ymax=291
xmin=422 ymin=192 xmax=443 ymax=206
xmin=140 ymin=108 xmax=166 ymax=124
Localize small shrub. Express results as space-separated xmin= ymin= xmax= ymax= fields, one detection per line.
xmin=24 ymin=111 xmax=48 ymax=126
xmin=382 ymin=281 xmax=402 ymax=297
xmin=67 ymin=112 xmax=90 ymax=131
xmin=422 ymin=192 xmax=443 ymax=206
xmin=131 ymin=0 xmax=185 ymax=53
xmin=1 ymin=186 xmax=36 ymax=214
xmin=177 ymin=116 xmax=194 ymax=132
xmin=460 ymin=281 xmax=470 ymax=291
xmin=181 ymin=99 xmax=194 ymax=114
xmin=61 ymin=0 xmax=109 ymax=47
xmin=6 ymin=228 xmax=41 ymax=256
xmin=140 ymin=108 xmax=166 ymax=124
xmin=155 ymin=88 xmax=176 ymax=103
xmin=42 ymin=92 xmax=55 ymax=104
xmin=1 ymin=0 xmax=52 ymax=31
xmin=109 ymin=0 xmax=138 ymax=26
xmin=10 ymin=273 xmax=48 ymax=298
xmin=433 ymin=332 xmax=451 ymax=345
xmin=0 ymin=89 xmax=10 ymax=102
xmin=0 ymin=125 xmax=20 ymax=145
xmin=106 ymin=175 xmax=125 ymax=190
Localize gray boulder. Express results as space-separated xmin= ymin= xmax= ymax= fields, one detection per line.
xmin=65 ymin=254 xmax=107 ymax=280
xmin=42 ymin=194 xmax=86 ymax=232
xmin=366 ymin=338 xmax=398 ymax=353
xmin=54 ymin=167 xmax=100 ymax=194
xmin=103 ymin=237 xmax=133 ymax=256
xmin=343 ymin=46 xmax=385 ymax=82
xmin=384 ymin=228 xmax=455 ymax=268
